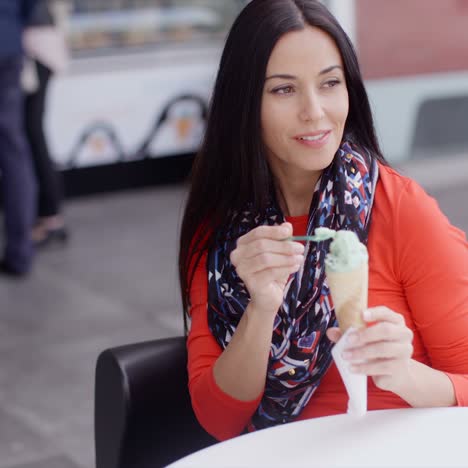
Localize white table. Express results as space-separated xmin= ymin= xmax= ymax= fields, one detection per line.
xmin=168 ymin=407 xmax=468 ymax=467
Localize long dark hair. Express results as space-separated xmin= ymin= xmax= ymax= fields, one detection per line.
xmin=178 ymin=0 xmax=387 ymax=331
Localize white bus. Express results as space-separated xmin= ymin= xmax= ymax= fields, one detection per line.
xmin=47 ymin=0 xmax=246 ymax=172
xmin=47 ymin=0 xmax=468 ymax=180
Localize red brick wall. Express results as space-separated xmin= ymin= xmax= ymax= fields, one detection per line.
xmin=356 ymin=0 xmax=468 ymax=79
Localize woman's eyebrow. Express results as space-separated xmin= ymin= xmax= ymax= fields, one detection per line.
xmin=319 ymin=65 xmax=343 ymax=75
xmin=265 ymin=74 xmax=297 ymax=81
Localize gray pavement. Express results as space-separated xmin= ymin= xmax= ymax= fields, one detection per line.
xmin=0 ymin=158 xmax=467 ymax=468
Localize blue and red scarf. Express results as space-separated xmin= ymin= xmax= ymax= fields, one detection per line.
xmin=207 ymin=141 xmax=379 ymax=430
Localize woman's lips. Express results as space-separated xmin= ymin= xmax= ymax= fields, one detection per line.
xmin=294 ymin=130 xmax=331 ymax=148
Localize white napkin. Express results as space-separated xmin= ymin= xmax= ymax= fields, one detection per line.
xmin=331 ymin=327 xmax=367 ymax=416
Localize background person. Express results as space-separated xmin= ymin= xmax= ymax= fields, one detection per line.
xmin=22 ymin=0 xmax=69 ymax=247
xmin=0 ymin=0 xmax=38 ymax=276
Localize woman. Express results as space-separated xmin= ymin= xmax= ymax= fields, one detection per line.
xmin=178 ymin=0 xmax=468 ymax=440
xmin=22 ymin=0 xmax=69 ymax=247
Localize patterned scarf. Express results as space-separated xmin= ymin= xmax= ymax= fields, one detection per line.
xmin=207 ymin=141 xmax=379 ymax=430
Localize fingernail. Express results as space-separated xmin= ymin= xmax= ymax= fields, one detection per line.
xmin=363 ymin=309 xmax=372 ymax=320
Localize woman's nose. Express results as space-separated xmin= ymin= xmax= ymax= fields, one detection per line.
xmin=299 ymin=93 xmax=325 ymax=122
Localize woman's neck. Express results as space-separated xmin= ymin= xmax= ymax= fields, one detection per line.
xmin=275 ymin=172 xmax=321 ymax=217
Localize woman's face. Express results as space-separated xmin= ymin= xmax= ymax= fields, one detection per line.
xmin=261 ymin=26 xmax=349 ymax=182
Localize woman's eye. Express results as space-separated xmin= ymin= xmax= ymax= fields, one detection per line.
xmin=273 ymin=86 xmax=294 ymax=95
xmin=324 ymin=79 xmax=341 ymax=88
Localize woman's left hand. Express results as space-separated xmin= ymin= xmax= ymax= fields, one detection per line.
xmin=326 ymin=306 xmax=414 ymax=392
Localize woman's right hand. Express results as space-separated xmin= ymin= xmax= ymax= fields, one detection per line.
xmin=229 ymin=222 xmax=305 ymax=315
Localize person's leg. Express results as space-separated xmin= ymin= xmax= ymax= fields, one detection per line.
xmin=25 ymin=61 xmax=65 ymax=217
xmin=24 ymin=60 xmax=67 ymax=246
xmin=0 ymin=56 xmax=37 ymax=273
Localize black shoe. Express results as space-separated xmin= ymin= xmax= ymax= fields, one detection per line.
xmin=34 ymin=226 xmax=69 ymax=249
xmin=0 ymin=259 xmax=29 ymax=278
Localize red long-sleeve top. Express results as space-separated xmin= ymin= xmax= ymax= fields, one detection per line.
xmin=187 ymin=164 xmax=468 ymax=441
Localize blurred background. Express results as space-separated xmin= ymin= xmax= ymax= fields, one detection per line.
xmin=0 ymin=1 xmax=467 ymax=467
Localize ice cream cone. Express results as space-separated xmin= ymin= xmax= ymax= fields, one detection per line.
xmin=326 ymin=261 xmax=368 ymax=333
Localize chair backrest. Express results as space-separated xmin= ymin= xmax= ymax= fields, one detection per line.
xmin=94 ymin=336 xmax=217 ymax=468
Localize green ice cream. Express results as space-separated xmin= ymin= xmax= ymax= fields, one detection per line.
xmin=314 ymin=228 xmax=368 ymax=273
xmin=311 ymin=227 xmax=336 ymax=242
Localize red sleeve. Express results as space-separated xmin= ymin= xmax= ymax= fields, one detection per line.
xmin=186 ymin=251 xmax=261 ymax=440
xmin=396 ymin=179 xmax=468 ymax=406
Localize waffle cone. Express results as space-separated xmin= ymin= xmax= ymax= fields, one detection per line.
xmin=326 ymin=262 xmax=368 ymax=333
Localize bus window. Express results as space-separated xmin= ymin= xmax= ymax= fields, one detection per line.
xmin=68 ymin=0 xmax=246 ymax=56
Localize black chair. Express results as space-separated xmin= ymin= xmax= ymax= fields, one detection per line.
xmin=94 ymin=336 xmax=218 ymax=468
